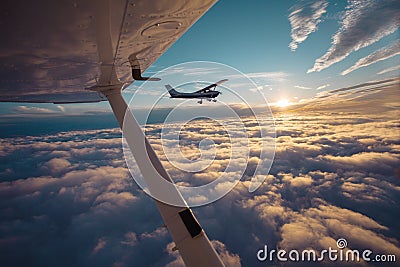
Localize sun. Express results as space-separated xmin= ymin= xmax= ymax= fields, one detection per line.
xmin=276 ymin=98 xmax=290 ymax=108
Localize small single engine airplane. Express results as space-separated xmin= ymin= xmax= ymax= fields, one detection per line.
xmin=165 ymin=79 xmax=228 ymax=104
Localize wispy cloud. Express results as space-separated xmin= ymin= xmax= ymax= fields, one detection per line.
xmin=308 ymin=0 xmax=400 ymax=73
xmin=377 ymin=64 xmax=400 ymax=75
xmin=224 ymin=71 xmax=289 ymax=92
xmin=12 ymin=105 xmax=55 ymax=114
xmin=288 ymin=0 xmax=328 ymax=51
xmin=342 ymin=40 xmax=400 ymax=75
xmin=56 ymin=105 xmax=66 ymax=112
xmin=317 ymin=83 xmax=330 ymax=90
xmin=157 ymin=66 xmax=221 ymax=77
xmin=294 ymin=85 xmax=312 ymax=90
xmin=243 ymin=71 xmax=290 ymax=83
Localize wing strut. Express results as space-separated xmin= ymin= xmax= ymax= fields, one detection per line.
xmin=94 ymin=85 xmax=225 ymax=267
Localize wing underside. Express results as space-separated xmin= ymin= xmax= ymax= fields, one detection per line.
xmin=0 ymin=0 xmax=217 ymax=103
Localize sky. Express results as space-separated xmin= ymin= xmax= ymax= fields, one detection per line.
xmin=0 ymin=1 xmax=400 ymax=267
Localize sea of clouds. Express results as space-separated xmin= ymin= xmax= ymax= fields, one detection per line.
xmin=0 ymin=86 xmax=399 ymax=266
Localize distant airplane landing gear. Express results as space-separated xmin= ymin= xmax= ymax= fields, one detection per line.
xmin=212 ymin=99 xmax=217 ymax=102
xmin=198 ymin=100 xmax=203 ymax=104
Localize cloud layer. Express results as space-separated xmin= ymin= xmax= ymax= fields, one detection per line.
xmin=0 ymin=91 xmax=399 ymax=266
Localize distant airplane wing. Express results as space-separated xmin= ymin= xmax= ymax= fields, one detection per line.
xmin=0 ymin=0 xmax=217 ymax=103
xmin=194 ymin=79 xmax=228 ymax=93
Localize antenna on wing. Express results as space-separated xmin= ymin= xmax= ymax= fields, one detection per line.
xmin=128 ymin=54 xmax=161 ymax=81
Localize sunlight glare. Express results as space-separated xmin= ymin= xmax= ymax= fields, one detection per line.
xmin=276 ymin=98 xmax=290 ymax=107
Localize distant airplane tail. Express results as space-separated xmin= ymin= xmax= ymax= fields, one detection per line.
xmin=165 ymin=85 xmax=179 ymax=97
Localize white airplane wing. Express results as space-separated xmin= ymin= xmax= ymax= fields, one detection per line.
xmin=0 ymin=1 xmax=225 ymax=267
xmin=0 ymin=0 xmax=216 ymax=103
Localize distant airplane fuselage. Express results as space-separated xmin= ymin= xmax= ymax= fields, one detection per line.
xmin=165 ymin=79 xmax=227 ymax=104
xmin=167 ymin=89 xmax=220 ymax=99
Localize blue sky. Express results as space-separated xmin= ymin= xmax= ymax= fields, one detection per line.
xmin=143 ymin=0 xmax=399 ymax=102
xmin=0 ymin=0 xmax=398 ymax=115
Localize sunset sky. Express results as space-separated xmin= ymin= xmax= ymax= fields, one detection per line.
xmin=0 ymin=1 xmax=399 ymax=267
